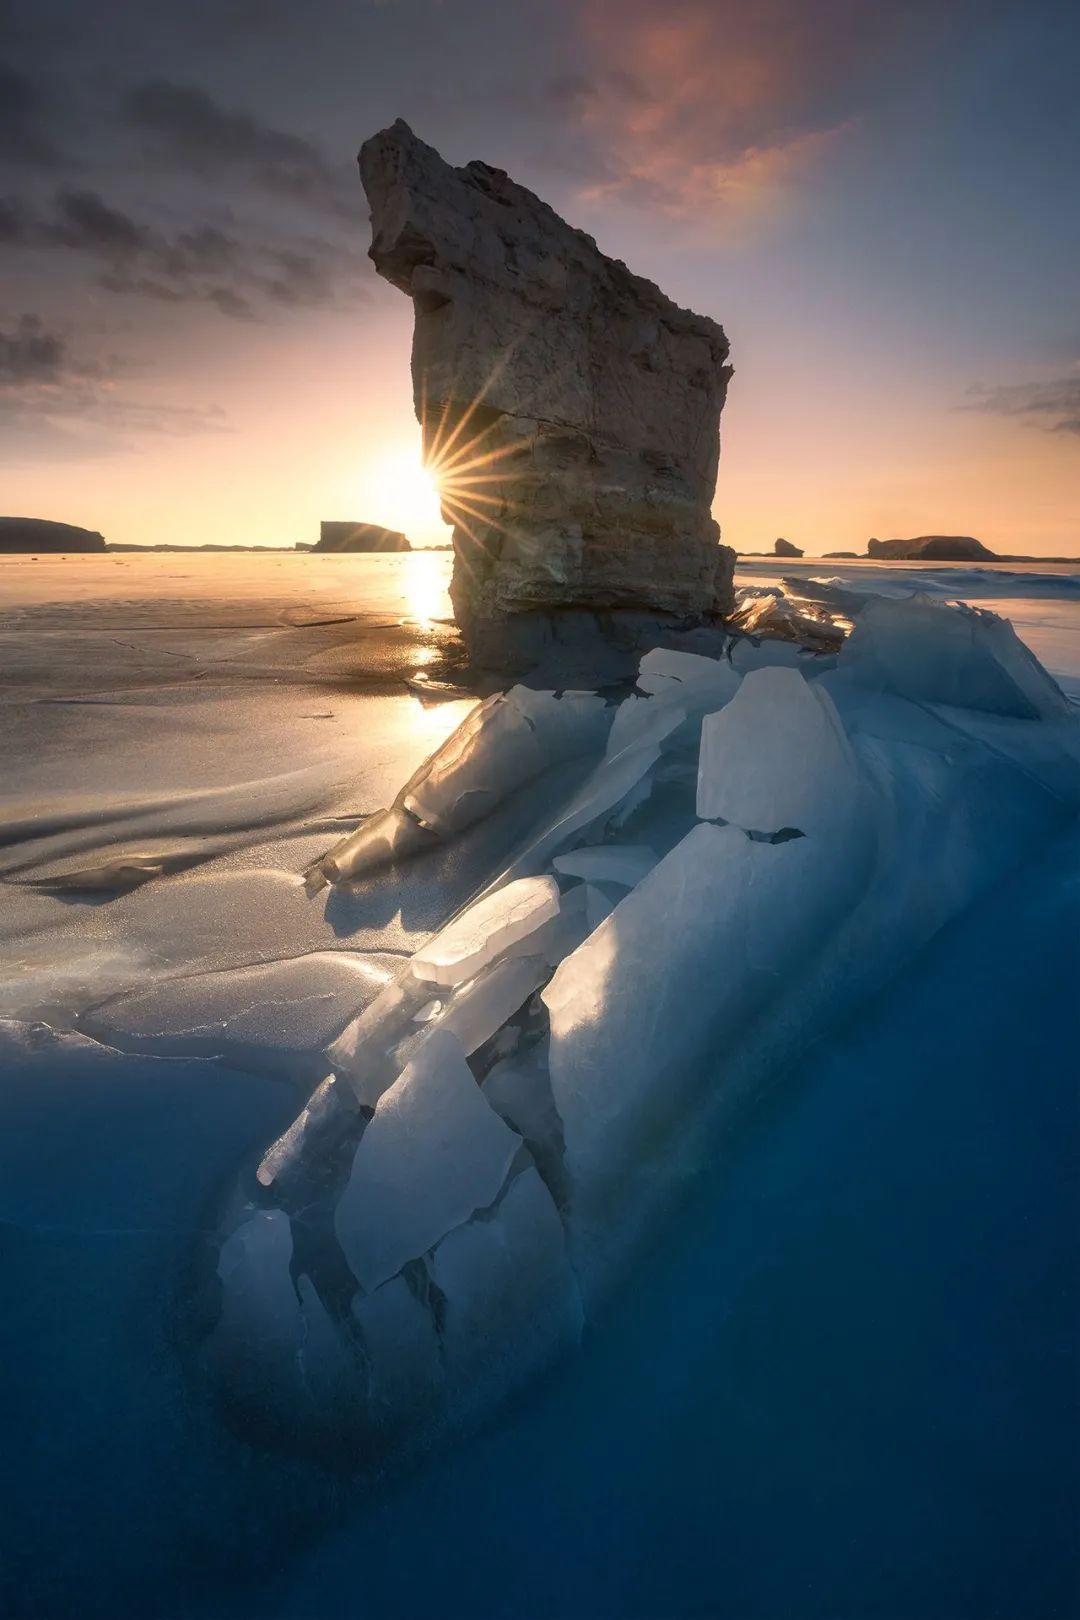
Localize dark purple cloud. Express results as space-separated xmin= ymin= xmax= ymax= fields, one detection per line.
xmin=963 ymin=375 xmax=1080 ymax=436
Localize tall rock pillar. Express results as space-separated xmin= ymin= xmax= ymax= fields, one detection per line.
xmin=359 ymin=120 xmax=735 ymax=658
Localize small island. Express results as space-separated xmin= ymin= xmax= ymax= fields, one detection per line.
xmin=867 ymin=534 xmax=995 ymax=561
xmin=312 ymin=522 xmax=411 ymax=553
xmin=0 ymin=517 xmax=106 ymax=553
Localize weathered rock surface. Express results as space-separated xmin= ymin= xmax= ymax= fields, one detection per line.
xmin=867 ymin=535 xmax=995 ymax=561
xmin=774 ymin=537 xmax=803 ymax=558
xmin=315 ymin=522 xmax=410 ymax=552
xmin=0 ymin=517 xmax=105 ymax=552
xmin=358 ymin=121 xmax=734 ymax=658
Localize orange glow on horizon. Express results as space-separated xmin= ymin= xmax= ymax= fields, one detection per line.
xmin=364 ymin=447 xmax=450 ymax=548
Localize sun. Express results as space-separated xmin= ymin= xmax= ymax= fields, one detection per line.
xmin=367 ymin=448 xmax=450 ymax=547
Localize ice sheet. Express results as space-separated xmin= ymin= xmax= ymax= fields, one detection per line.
xmin=78 ymin=951 xmax=395 ymax=1066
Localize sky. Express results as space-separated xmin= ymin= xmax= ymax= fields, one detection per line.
xmin=1 ymin=0 xmax=1077 ymax=556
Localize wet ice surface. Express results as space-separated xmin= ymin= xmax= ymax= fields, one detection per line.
xmin=1 ymin=551 xmax=1079 ymax=1618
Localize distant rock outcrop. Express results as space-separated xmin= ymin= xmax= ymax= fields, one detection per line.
xmin=823 ymin=551 xmax=858 ymax=559
xmin=867 ymin=535 xmax=995 ymax=561
xmin=0 ymin=517 xmax=105 ymax=553
xmin=358 ymin=120 xmax=735 ymax=660
xmin=315 ymin=522 xmax=410 ymax=553
xmin=773 ymin=538 xmax=803 ymax=558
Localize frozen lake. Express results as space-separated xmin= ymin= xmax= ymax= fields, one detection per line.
xmin=0 ymin=550 xmax=1077 ymax=1618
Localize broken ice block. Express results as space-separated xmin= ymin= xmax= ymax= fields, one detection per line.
xmin=842 ymin=594 xmax=1069 ymax=719
xmin=335 ymin=1029 xmax=520 ymax=1291
xmin=488 ymin=723 xmax=682 ymax=894
xmin=543 ymin=821 xmax=872 ymax=1217
xmin=429 ymin=1167 xmax=583 ymax=1404
xmin=636 ymin=647 xmax=742 ymax=703
xmin=697 ymin=666 xmax=860 ymax=835
xmin=350 ymin=1274 xmax=442 ymax=1427
xmin=506 ymin=686 xmax=611 ymax=757
xmin=402 ymin=692 xmax=542 ymax=833
xmin=315 ymin=803 xmax=437 ymax=887
xmin=605 ymin=694 xmax=691 ymax=760
xmin=729 ymin=586 xmax=848 ymax=651
xmin=527 ymin=880 xmax=591 ymax=967
xmin=482 ymin=1038 xmax=564 ymax=1189
xmin=553 ymin=845 xmax=657 ymax=887
xmin=257 ymin=1073 xmax=350 ymax=1190
xmin=313 ymin=688 xmax=612 ymax=887
xmin=205 ymin=1209 xmax=305 ymax=1411
xmin=294 ymin=1274 xmax=367 ymax=1414
xmin=392 ymin=952 xmax=550 ymax=1070
xmin=328 ymin=962 xmax=441 ymax=1106
xmin=585 ymin=883 xmax=617 ymax=930
xmin=411 ymin=875 xmax=561 ymax=989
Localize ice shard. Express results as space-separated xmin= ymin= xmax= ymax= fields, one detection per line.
xmin=204 ymin=1209 xmax=306 ymax=1419
xmin=350 ymin=1274 xmax=443 ymax=1429
xmin=313 ymin=687 xmax=611 ymax=887
xmin=335 ymin=1029 xmax=520 ymax=1292
xmin=393 ymin=952 xmax=550 ymax=1070
xmin=429 ymin=1167 xmax=583 ymax=1406
xmin=696 ymin=666 xmax=860 ymax=835
xmin=841 ymin=594 xmax=1069 ymax=718
xmin=328 ymin=963 xmax=441 ymax=1107
xmin=553 ymin=845 xmax=657 ymax=887
xmin=411 ymin=875 xmax=561 ymax=988
xmin=543 ymin=818 xmax=874 ymax=1221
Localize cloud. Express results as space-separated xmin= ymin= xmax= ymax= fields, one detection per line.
xmin=563 ymin=0 xmax=963 ymax=220
xmin=0 ymin=312 xmax=63 ymax=382
xmin=962 ymin=374 xmax=1080 ymax=436
xmin=121 ymin=79 xmax=353 ymax=217
xmin=48 ymin=187 xmax=152 ymax=253
xmin=0 ymin=192 xmax=34 ymax=240
xmin=0 ymin=311 xmax=228 ymax=462
xmin=0 ymin=59 xmax=66 ymax=168
xmin=2 ymin=186 xmax=364 ymax=319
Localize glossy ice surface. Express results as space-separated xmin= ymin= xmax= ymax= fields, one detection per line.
xmin=1 ymin=550 xmax=1078 ymax=1619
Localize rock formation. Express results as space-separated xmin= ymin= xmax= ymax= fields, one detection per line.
xmin=0 ymin=517 xmax=105 ymax=552
xmin=358 ymin=121 xmax=734 ymax=658
xmin=867 ymin=535 xmax=995 ymax=561
xmin=315 ymin=522 xmax=410 ymax=553
xmin=774 ymin=537 xmax=803 ymax=558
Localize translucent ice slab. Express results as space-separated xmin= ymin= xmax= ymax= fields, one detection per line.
xmin=411 ymin=875 xmax=561 ymax=989
xmin=841 ymin=593 xmax=1069 ymax=719
xmin=552 ymin=845 xmax=657 ymax=887
xmin=335 ymin=1029 xmax=520 ymax=1292
xmin=697 ymin=666 xmax=860 ymax=835
xmin=429 ymin=1167 xmax=583 ymax=1406
xmin=313 ymin=688 xmax=611 ymax=886
xmin=393 ymin=952 xmax=550 ymax=1071
xmin=350 ymin=1274 xmax=442 ymax=1432
xmin=729 ymin=586 xmax=850 ymax=651
xmin=543 ymin=819 xmax=872 ymax=1209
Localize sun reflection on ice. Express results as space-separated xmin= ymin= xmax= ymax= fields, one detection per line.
xmin=403 ymin=547 xmax=452 ymax=627
xmin=405 ymin=693 xmax=476 ymax=747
